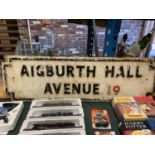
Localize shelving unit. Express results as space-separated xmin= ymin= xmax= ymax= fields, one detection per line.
xmin=0 ymin=19 xmax=20 ymax=58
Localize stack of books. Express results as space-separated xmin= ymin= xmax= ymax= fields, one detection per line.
xmin=113 ymin=96 xmax=155 ymax=135
xmin=113 ymin=97 xmax=147 ymax=121
xmin=134 ymin=96 xmax=155 ymax=132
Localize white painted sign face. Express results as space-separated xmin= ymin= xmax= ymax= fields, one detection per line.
xmin=2 ymin=56 xmax=155 ymax=100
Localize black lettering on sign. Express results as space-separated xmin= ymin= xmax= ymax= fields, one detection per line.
xmin=93 ymin=84 xmax=100 ymax=94
xmin=36 ymin=65 xmax=44 ymax=77
xmin=83 ymin=84 xmax=91 ymax=94
xmin=116 ymin=66 xmax=125 ymax=78
xmin=31 ymin=66 xmax=34 ymax=77
xmin=72 ymin=83 xmax=81 ymax=94
xmin=46 ymin=65 xmax=54 ymax=77
xmin=105 ymin=66 xmax=115 ymax=78
xmin=53 ymin=83 xmax=61 ymax=94
xmin=56 ymin=65 xmax=65 ymax=77
xmin=127 ymin=66 xmax=133 ymax=78
xmin=21 ymin=65 xmax=29 ymax=76
xmin=67 ymin=66 xmax=74 ymax=77
xmin=64 ymin=83 xmax=70 ymax=94
xmin=44 ymin=83 xmax=52 ymax=94
xmin=136 ymin=66 xmax=142 ymax=78
xmin=87 ymin=66 xmax=96 ymax=77
xmin=76 ymin=65 xmax=85 ymax=77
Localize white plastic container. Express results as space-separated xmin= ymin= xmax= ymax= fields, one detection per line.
xmin=20 ymin=129 xmax=86 ymax=135
xmin=30 ymin=99 xmax=82 ymax=108
xmin=0 ymin=101 xmax=24 ymax=132
xmin=20 ymin=117 xmax=85 ymax=134
xmin=26 ymin=107 xmax=84 ymax=119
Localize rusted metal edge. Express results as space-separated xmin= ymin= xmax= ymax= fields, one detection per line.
xmin=1 ymin=62 xmax=13 ymax=97
xmin=4 ymin=56 xmax=155 ymax=63
xmin=150 ymin=59 xmax=155 ymax=70
xmin=3 ymin=56 xmax=155 ymax=101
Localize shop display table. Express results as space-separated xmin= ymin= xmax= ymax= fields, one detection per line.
xmin=0 ymin=99 xmax=120 ymax=135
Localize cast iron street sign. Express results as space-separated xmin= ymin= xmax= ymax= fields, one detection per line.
xmin=2 ymin=56 xmax=155 ymax=100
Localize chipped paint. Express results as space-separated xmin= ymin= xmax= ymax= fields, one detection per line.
xmin=2 ymin=56 xmax=155 ymax=100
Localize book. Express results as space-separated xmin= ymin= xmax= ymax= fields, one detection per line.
xmin=113 ymin=97 xmax=135 ymax=103
xmin=138 ymin=102 xmax=155 ymax=118
xmin=145 ymin=119 xmax=155 ymax=130
xmin=112 ymin=97 xmax=135 ymax=107
xmin=114 ymin=102 xmax=147 ymax=121
xmin=119 ymin=121 xmax=148 ymax=132
xmin=94 ymin=131 xmax=115 ymax=135
xmin=133 ymin=96 xmax=155 ymax=103
xmin=133 ymin=96 xmax=155 ymax=117
xmin=91 ymin=109 xmax=111 ymax=129
xmin=123 ymin=129 xmax=154 ymax=135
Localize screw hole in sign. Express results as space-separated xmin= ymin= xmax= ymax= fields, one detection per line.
xmin=113 ymin=85 xmax=120 ymax=95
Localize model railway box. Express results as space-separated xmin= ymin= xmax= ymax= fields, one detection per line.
xmin=0 ymin=101 xmax=23 ymax=133
xmin=27 ymin=107 xmax=84 ymax=119
xmin=20 ymin=98 xmax=86 ymax=135
xmin=20 ymin=129 xmax=86 ymax=135
xmin=30 ymin=99 xmax=82 ymax=108
xmin=20 ymin=117 xmax=85 ymax=134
